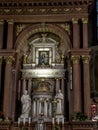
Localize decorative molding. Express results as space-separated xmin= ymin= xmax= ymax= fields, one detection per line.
xmin=0 ymin=7 xmax=88 ymax=16
xmin=59 ymin=23 xmax=70 ymax=35
xmin=16 ymin=24 xmax=27 ymax=36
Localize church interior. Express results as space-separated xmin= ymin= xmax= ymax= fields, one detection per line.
xmin=0 ymin=0 xmax=98 ymax=130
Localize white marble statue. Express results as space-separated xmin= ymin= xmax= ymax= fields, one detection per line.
xmin=55 ymin=89 xmax=64 ymax=115
xmin=20 ymin=90 xmax=31 ymax=118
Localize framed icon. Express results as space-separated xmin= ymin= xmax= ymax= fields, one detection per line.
xmin=38 ymin=51 xmax=49 ymax=65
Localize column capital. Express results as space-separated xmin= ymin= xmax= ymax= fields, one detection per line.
xmin=7 ymin=19 xmax=14 ymax=24
xmin=0 ymin=20 xmax=4 ymax=24
xmin=0 ymin=56 xmax=3 ymax=64
xmin=72 ymin=18 xmax=78 ymax=24
xmin=4 ymin=56 xmax=15 ymax=64
xmin=71 ymin=55 xmax=80 ymax=64
xmin=82 ymin=55 xmax=90 ymax=64
xmin=82 ymin=18 xmax=88 ymax=24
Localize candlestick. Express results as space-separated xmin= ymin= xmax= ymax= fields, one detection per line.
xmin=18 ymin=118 xmax=20 ymax=125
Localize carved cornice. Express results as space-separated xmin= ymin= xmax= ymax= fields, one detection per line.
xmin=0 ymin=0 xmax=93 ymax=7
xmin=0 ymin=0 xmax=93 ymax=16
xmin=0 ymin=7 xmax=88 ymax=16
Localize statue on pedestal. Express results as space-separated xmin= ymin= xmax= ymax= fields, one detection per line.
xmin=20 ymin=90 xmax=31 ymax=118
xmin=55 ymin=89 xmax=64 ymax=115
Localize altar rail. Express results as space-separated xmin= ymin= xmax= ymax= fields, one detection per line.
xmin=0 ymin=121 xmax=98 ymax=130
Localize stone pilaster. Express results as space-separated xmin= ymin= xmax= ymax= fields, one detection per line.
xmin=71 ymin=55 xmax=81 ymax=112
xmin=82 ymin=18 xmax=88 ymax=48
xmin=3 ymin=56 xmax=15 ymax=118
xmin=82 ymin=55 xmax=90 ymax=116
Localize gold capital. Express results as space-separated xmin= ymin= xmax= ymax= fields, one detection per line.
xmin=4 ymin=56 xmax=15 ymax=64
xmin=82 ymin=55 xmax=90 ymax=64
xmin=7 ymin=19 xmax=14 ymax=24
xmin=71 ymin=55 xmax=80 ymax=64
xmin=0 ymin=56 xmax=3 ymax=64
xmin=82 ymin=18 xmax=88 ymax=24
xmin=0 ymin=20 xmax=4 ymax=24
xmin=72 ymin=18 xmax=78 ymax=24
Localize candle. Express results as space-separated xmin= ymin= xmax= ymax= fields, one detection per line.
xmin=52 ymin=117 xmax=54 ymax=124
xmin=29 ymin=117 xmax=31 ymax=124
xmin=18 ymin=118 xmax=20 ymax=125
xmin=23 ymin=118 xmax=25 ymax=125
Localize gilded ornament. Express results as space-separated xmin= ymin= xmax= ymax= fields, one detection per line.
xmin=28 ymin=9 xmax=34 ymax=12
xmin=40 ymin=9 xmax=46 ymax=12
xmin=51 ymin=9 xmax=58 ymax=12
xmin=71 ymin=55 xmax=80 ymax=64
xmin=5 ymin=56 xmax=15 ymax=64
xmin=82 ymin=18 xmax=88 ymax=24
xmin=75 ymin=8 xmax=81 ymax=11
xmin=72 ymin=18 xmax=78 ymax=24
xmin=4 ymin=9 xmax=10 ymax=13
xmin=0 ymin=20 xmax=4 ymax=24
xmin=82 ymin=55 xmax=90 ymax=64
xmin=0 ymin=56 xmax=3 ymax=64
xmin=16 ymin=24 xmax=26 ymax=36
xmin=64 ymin=8 xmax=69 ymax=11
xmin=15 ymin=9 xmax=22 ymax=13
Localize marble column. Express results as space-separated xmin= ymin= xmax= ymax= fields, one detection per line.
xmin=61 ymin=78 xmax=65 ymax=114
xmin=37 ymin=99 xmax=39 ymax=116
xmin=28 ymin=78 xmax=32 ymax=94
xmin=39 ymin=98 xmax=42 ymax=114
xmin=3 ymin=56 xmax=14 ymax=117
xmin=7 ymin=20 xmax=14 ymax=49
xmin=22 ymin=79 xmax=26 ymax=93
xmin=82 ymin=55 xmax=90 ymax=116
xmin=72 ymin=18 xmax=80 ymax=48
xmin=82 ymin=18 xmax=88 ymax=48
xmin=44 ymin=98 xmax=48 ymax=116
xmin=33 ymin=99 xmax=36 ymax=117
xmin=71 ymin=55 xmax=81 ymax=112
xmin=0 ymin=56 xmax=3 ymax=93
xmin=0 ymin=20 xmax=4 ymax=49
xmin=49 ymin=101 xmax=52 ymax=117
xmin=56 ymin=78 xmax=60 ymax=92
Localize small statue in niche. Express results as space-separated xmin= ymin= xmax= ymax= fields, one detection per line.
xmin=55 ymin=89 xmax=64 ymax=115
xmin=20 ymin=90 xmax=31 ymax=118
xmin=55 ymin=46 xmax=62 ymax=63
xmin=23 ymin=54 xmax=27 ymax=64
xmin=26 ymin=52 xmax=32 ymax=64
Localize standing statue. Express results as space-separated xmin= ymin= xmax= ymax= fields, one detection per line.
xmin=55 ymin=89 xmax=64 ymax=115
xmin=20 ymin=90 xmax=31 ymax=118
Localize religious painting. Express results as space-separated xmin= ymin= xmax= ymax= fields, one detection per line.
xmin=38 ymin=51 xmax=49 ymax=65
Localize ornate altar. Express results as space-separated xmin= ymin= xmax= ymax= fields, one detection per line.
xmin=19 ymin=33 xmax=66 ymax=123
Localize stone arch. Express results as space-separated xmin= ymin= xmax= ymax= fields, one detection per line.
xmin=15 ymin=23 xmax=72 ymax=53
